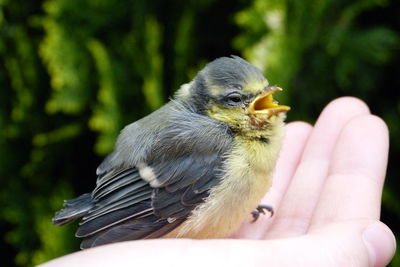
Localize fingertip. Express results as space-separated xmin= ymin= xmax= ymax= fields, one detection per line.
xmin=363 ymin=222 xmax=397 ymax=267
xmin=345 ymin=114 xmax=389 ymax=140
xmin=324 ymin=96 xmax=371 ymax=116
xmin=337 ymin=114 xmax=389 ymax=169
xmin=315 ymin=97 xmax=371 ymax=129
xmin=283 ymin=121 xmax=313 ymax=147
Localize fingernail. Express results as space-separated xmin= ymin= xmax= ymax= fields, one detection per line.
xmin=362 ymin=222 xmax=396 ymax=267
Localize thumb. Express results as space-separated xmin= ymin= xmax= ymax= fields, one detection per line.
xmin=39 ymin=220 xmax=396 ymax=267
xmin=255 ymin=220 xmax=396 ymax=267
xmin=229 ymin=221 xmax=395 ymax=267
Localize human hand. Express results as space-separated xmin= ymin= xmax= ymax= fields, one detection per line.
xmin=40 ymin=97 xmax=395 ymax=267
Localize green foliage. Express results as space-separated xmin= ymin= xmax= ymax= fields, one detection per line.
xmin=0 ymin=0 xmax=399 ymax=266
xmin=234 ymin=0 xmax=399 ymax=115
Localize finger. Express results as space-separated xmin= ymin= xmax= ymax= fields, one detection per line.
xmin=39 ymin=221 xmax=396 ymax=267
xmin=234 ymin=122 xmax=312 ymax=239
xmin=265 ymin=97 xmax=370 ymax=238
xmin=302 ymin=97 xmax=370 ymax=161
xmin=267 ymin=122 xmax=313 ymax=210
xmin=310 ymin=115 xmax=389 ymax=227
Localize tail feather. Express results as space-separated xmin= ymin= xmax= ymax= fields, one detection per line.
xmin=53 ymin=193 xmax=94 ymax=226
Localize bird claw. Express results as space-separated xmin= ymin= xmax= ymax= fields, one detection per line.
xmin=251 ymin=204 xmax=274 ymax=222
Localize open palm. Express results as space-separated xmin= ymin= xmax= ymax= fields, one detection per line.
xmin=236 ymin=97 xmax=388 ymax=240
xmin=41 ymin=97 xmax=395 ymax=267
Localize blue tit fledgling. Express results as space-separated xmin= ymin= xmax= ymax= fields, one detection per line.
xmin=53 ymin=56 xmax=290 ymax=249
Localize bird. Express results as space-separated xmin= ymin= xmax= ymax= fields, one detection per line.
xmin=52 ymin=55 xmax=290 ymax=249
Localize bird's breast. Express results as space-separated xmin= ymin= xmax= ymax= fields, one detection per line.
xmin=164 ymin=123 xmax=284 ymax=239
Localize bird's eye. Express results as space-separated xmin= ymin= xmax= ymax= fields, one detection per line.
xmin=226 ymin=93 xmax=243 ymax=104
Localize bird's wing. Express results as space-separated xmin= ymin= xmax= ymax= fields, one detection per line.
xmin=76 ymin=102 xmax=233 ymax=248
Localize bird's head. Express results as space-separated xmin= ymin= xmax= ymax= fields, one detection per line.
xmin=176 ymin=56 xmax=290 ymax=135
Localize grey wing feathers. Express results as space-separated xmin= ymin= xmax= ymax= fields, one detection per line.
xmin=77 ymin=150 xmax=226 ymax=248
xmin=53 ymin=100 xmax=233 ymax=248
xmin=52 ymin=193 xmax=94 ymax=226
xmin=79 ymin=215 xmax=184 ymax=248
xmin=76 ymin=169 xmax=153 ymax=236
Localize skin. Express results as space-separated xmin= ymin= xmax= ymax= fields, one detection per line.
xmin=40 ymin=97 xmax=396 ymax=267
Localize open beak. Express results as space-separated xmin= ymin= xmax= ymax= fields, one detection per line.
xmin=248 ymin=86 xmax=290 ymax=116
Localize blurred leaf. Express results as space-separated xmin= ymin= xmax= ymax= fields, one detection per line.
xmin=142 ymin=16 xmax=164 ymax=111
xmin=87 ymin=39 xmax=120 ymax=154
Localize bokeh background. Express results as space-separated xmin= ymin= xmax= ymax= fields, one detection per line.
xmin=1 ymin=0 xmax=399 ymax=266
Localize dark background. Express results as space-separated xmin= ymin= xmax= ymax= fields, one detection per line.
xmin=1 ymin=0 xmax=399 ymax=266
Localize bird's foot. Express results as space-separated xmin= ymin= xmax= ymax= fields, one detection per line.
xmin=251 ymin=204 xmax=274 ymax=222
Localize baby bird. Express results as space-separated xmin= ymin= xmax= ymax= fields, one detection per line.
xmin=53 ymin=56 xmax=290 ymax=248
